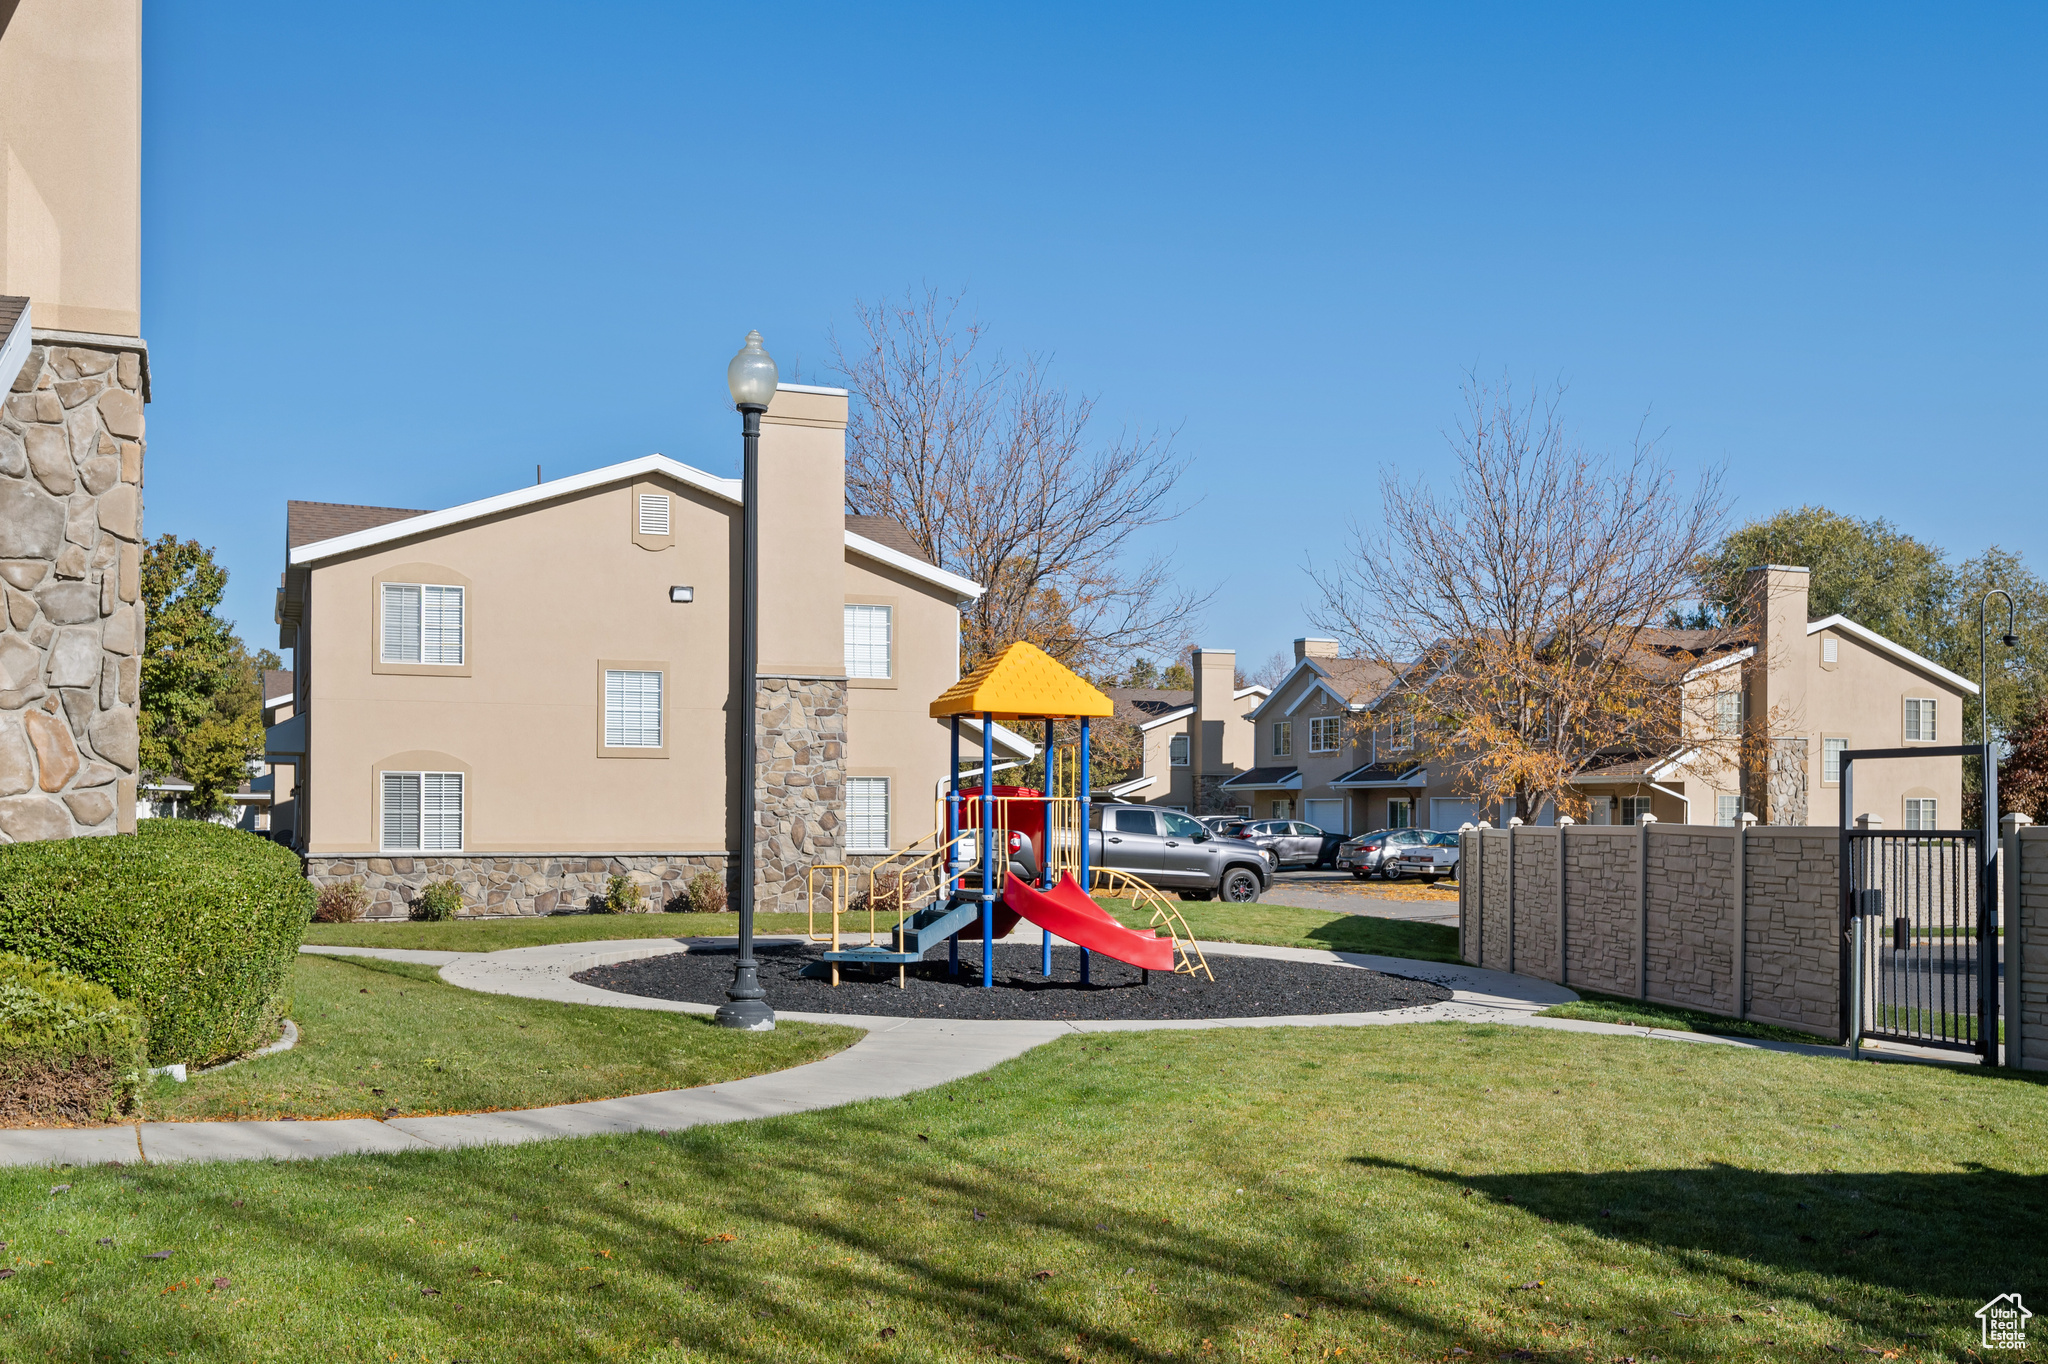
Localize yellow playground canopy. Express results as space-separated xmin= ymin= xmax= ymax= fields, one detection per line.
xmin=927 ymin=641 xmax=1114 ymax=723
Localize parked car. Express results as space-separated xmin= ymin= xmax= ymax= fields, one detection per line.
xmin=1389 ymin=830 xmax=1462 ymax=882
xmin=1014 ymin=807 xmax=1277 ymax=902
xmin=1196 ymin=815 xmax=1243 ymax=836
xmin=1220 ymin=819 xmax=1347 ymax=870
xmin=1336 ymin=827 xmax=1432 ymax=879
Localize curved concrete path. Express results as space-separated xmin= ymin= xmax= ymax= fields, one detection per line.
xmin=0 ymin=936 xmax=1849 ymax=1170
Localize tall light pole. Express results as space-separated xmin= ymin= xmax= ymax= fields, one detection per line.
xmin=716 ymin=330 xmax=778 ymax=1032
xmin=1978 ymin=587 xmax=2016 ymax=1059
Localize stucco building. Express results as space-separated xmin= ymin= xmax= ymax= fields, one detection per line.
xmin=1100 ymin=649 xmax=1268 ymax=814
xmin=1223 ymin=566 xmax=1971 ymax=835
xmin=272 ymin=384 xmax=1032 ymax=916
xmin=0 ymin=0 xmax=147 ymax=841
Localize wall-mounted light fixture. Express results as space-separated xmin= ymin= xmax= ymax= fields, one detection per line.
xmin=669 ymin=586 xmax=694 ymax=603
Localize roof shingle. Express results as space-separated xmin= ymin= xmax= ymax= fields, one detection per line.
xmin=288 ymin=501 xmax=432 ymax=549
xmin=844 ymin=515 xmax=934 ymax=566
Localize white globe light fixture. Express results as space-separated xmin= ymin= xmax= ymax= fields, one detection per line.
xmin=727 ymin=330 xmax=778 ymax=410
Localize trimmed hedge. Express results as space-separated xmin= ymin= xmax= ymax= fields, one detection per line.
xmin=0 ymin=951 xmax=147 ymax=1123
xmin=0 ymin=821 xmax=310 ymax=1065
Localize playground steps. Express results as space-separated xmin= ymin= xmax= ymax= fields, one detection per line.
xmin=817 ymin=894 xmax=1002 ymax=967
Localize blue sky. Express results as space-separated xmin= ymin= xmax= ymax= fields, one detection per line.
xmin=140 ymin=3 xmax=2047 ymax=673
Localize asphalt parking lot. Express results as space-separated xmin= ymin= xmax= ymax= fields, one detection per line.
xmin=1264 ymin=868 xmax=1461 ymax=926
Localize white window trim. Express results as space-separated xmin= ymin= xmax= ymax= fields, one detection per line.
xmin=380 ymin=582 xmax=465 ymax=666
xmin=1905 ymin=797 xmax=1938 ymax=831
xmin=380 ymin=770 xmax=464 ymax=852
xmin=1308 ymin=715 xmax=1342 ymax=754
xmin=1716 ymin=793 xmax=1741 ymax=827
xmin=845 ymin=603 xmax=893 ymax=681
xmin=1272 ymin=721 xmax=1292 ymax=758
xmin=1169 ymin=733 xmax=1190 ymax=767
xmin=1714 ymin=690 xmax=1742 ymax=738
xmin=847 ymin=776 xmax=891 ymax=854
xmin=1823 ymin=736 xmax=1849 ymax=787
xmin=604 ymin=668 xmax=664 ymax=749
xmin=1904 ymin=697 xmax=1938 ymax=743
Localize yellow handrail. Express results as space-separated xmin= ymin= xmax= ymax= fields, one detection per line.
xmin=804 ymin=863 xmax=850 ymax=986
xmin=1089 ymin=866 xmax=1215 ymax=981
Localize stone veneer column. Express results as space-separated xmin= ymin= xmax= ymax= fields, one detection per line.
xmin=754 ymin=677 xmax=848 ymax=911
xmin=1767 ymin=737 xmax=1809 ymax=827
xmin=0 ymin=342 xmax=144 ymax=839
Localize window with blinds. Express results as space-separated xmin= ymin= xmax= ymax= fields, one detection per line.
xmin=847 ymin=776 xmax=890 ymax=853
xmin=1716 ymin=794 xmax=1742 ymax=827
xmin=1905 ymin=697 xmax=1937 ymax=742
xmin=381 ymin=771 xmax=462 ymax=850
xmin=1905 ymin=797 xmax=1938 ymax=830
xmin=638 ymin=493 xmax=671 ymax=537
xmin=1823 ymin=737 xmax=1848 ymax=785
xmin=844 ymin=604 xmax=892 ymax=679
xmin=604 ymin=669 xmax=663 ymax=748
xmin=381 ymin=583 xmax=464 ymax=664
xmin=1714 ymin=689 xmax=1742 ymax=736
xmin=1169 ymin=733 xmax=1190 ymax=766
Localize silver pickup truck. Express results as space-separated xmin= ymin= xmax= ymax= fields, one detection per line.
xmin=1009 ymin=804 xmax=1276 ymax=903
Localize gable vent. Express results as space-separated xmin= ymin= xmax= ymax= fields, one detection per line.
xmin=638 ymin=493 xmax=671 ymax=537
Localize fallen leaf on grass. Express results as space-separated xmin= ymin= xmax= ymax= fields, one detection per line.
xmin=1512 ymin=1282 xmax=1544 ymax=1291
xmin=421 ymin=1287 xmax=440 ymax=1297
xmin=48 ymin=1184 xmax=69 ymax=1195
xmin=1731 ymin=1315 xmax=1745 ymax=1324
xmin=212 ymin=1277 xmax=230 ymax=1290
xmin=877 ymin=1327 xmax=897 ymax=1341
xmin=96 ymin=1238 xmax=113 ymax=1246
xmin=0 ymin=1270 xmax=15 ymax=1280
xmin=916 ymin=1134 xmax=928 ymax=1142
xmin=144 ymin=1251 xmax=171 ymax=1260
xmin=972 ymin=1210 xmax=986 ymax=1222
xmin=703 ymin=1233 xmax=737 ymax=1244
xmin=1032 ymin=1269 xmax=1055 ymax=1281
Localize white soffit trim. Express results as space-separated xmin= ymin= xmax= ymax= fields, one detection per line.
xmin=1243 ymin=661 xmax=1322 ymax=720
xmin=1233 ymin=685 xmax=1271 ymax=700
xmin=1136 ymin=706 xmax=1195 ymax=732
xmin=1104 ymin=774 xmax=1156 ymax=797
xmin=1648 ymin=747 xmax=1701 ymax=781
xmin=775 ymin=381 xmax=849 ymax=396
xmin=1807 ymin=614 xmax=1978 ymax=695
xmin=1283 ymin=679 xmax=1356 ymax=717
xmin=960 ymin=717 xmax=1038 ymax=761
xmin=0 ymin=300 xmax=29 ymax=396
xmin=1683 ymin=646 xmax=1754 ymax=681
xmin=287 ymin=453 xmax=985 ymax=601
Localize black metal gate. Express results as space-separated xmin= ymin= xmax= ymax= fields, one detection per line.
xmin=1846 ymin=828 xmax=1989 ymax=1054
xmin=1840 ymin=744 xmax=1998 ymax=1061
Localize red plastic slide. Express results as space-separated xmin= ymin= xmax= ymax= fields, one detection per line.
xmin=1001 ymin=873 xmax=1175 ymax=971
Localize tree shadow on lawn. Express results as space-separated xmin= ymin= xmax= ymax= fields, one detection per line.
xmin=1354 ymin=1155 xmax=2048 ymax=1345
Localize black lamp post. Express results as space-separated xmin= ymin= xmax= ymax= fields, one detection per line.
xmin=715 ymin=330 xmax=778 ymax=1032
xmin=1978 ymin=588 xmax=2016 ymax=1057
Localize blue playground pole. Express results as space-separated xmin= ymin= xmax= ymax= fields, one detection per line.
xmin=1078 ymin=716 xmax=1092 ymax=986
xmin=1042 ymin=716 xmax=1055 ymax=977
xmin=948 ymin=716 xmax=961 ymax=978
xmin=980 ymin=710 xmax=995 ymax=987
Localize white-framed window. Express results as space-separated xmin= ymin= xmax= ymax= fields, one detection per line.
xmin=1589 ymin=799 xmax=1612 ymax=826
xmin=1714 ymin=690 xmax=1742 ymax=737
xmin=1169 ymin=733 xmax=1190 ymax=766
xmin=1234 ymin=805 xmax=1251 ymax=818
xmin=604 ymin=669 xmax=663 ymax=748
xmin=381 ymin=584 xmax=464 ymax=665
xmin=1823 ymin=737 xmax=1848 ymax=785
xmin=1621 ymin=796 xmax=1652 ymax=825
xmin=1822 ymin=636 xmax=1838 ymax=664
xmin=1905 ymin=797 xmax=1938 ymax=831
xmin=381 ymin=771 xmax=463 ymax=851
xmin=1309 ymin=716 xmax=1342 ymax=753
xmin=1391 ymin=715 xmax=1415 ymax=752
xmin=1387 ymin=798 xmax=1414 ymax=829
xmin=1716 ymin=794 xmax=1742 ymax=827
xmin=1904 ymin=697 xmax=1937 ymax=742
xmin=847 ymin=776 xmax=890 ymax=853
xmin=1272 ymin=722 xmax=1292 ymax=757
xmin=637 ymin=493 xmax=671 ymax=536
xmin=1271 ymin=799 xmax=1293 ymax=820
xmin=845 ymin=604 xmax=893 ymax=679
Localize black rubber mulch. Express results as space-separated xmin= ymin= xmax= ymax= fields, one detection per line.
xmin=572 ymin=942 xmax=1451 ymax=1021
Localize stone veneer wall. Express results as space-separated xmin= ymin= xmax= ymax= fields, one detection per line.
xmin=0 ymin=342 xmax=144 ymax=839
xmin=1511 ymin=829 xmax=1560 ymax=979
xmin=1768 ymin=737 xmax=1809 ymax=826
xmin=307 ymin=853 xmax=728 ymax=920
xmin=1561 ymin=829 xmax=1640 ymax=995
xmin=2013 ymin=826 xmax=2048 ymax=1072
xmin=1460 ymin=823 xmax=1840 ymax=1038
xmin=755 ymin=677 xmax=847 ymax=912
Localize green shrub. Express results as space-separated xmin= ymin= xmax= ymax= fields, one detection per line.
xmin=313 ymin=879 xmax=367 ymax=923
xmin=0 ymin=821 xmax=311 ymax=1066
xmin=686 ymin=869 xmax=727 ymax=913
xmin=600 ymin=873 xmax=644 ymax=914
xmin=0 ymin=951 xmax=147 ymax=1123
xmin=413 ymin=879 xmax=461 ymax=922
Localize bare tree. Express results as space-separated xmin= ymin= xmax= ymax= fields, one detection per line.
xmin=1243 ymin=648 xmax=1293 ymax=690
xmin=1308 ymin=378 xmax=1744 ymax=822
xmin=834 ymin=288 xmax=1205 ymax=674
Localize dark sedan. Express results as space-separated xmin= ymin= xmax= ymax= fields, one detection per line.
xmin=1220 ymin=819 xmax=1347 ymax=870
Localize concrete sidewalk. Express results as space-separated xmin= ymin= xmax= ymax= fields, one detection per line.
xmin=0 ymin=936 xmax=1858 ymax=1170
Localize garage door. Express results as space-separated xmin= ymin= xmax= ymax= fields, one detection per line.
xmin=1430 ymin=798 xmax=1480 ymax=832
xmin=1302 ymin=799 xmax=1345 ymax=835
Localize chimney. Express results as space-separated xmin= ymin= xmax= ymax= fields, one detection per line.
xmin=755 ymin=383 xmax=848 ymax=677
xmin=1190 ymin=647 xmax=1240 ymax=812
xmin=1295 ymin=637 xmax=1340 ymax=663
xmin=1742 ymin=564 xmax=1811 ymax=822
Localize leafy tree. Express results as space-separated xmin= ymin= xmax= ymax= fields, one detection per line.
xmin=1159 ymin=661 xmax=1194 ymax=690
xmin=1688 ymin=506 xmax=1950 ymax=652
xmin=1123 ymin=658 xmax=1159 ymax=688
xmin=1996 ymin=695 xmax=2048 ymax=825
xmin=139 ymin=536 xmax=273 ymax=816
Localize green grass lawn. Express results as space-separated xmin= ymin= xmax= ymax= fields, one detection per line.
xmin=9 ymin=1022 xmax=2041 ymax=1361
xmin=302 ymin=901 xmax=1466 ymax=964
xmin=301 ymin=911 xmax=818 ymax=952
xmin=1536 ymin=988 xmax=1831 ymax=1046
xmin=137 ymin=955 xmax=859 ymax=1123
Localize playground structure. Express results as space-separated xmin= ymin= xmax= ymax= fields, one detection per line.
xmin=804 ymin=641 xmax=1212 ymax=988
